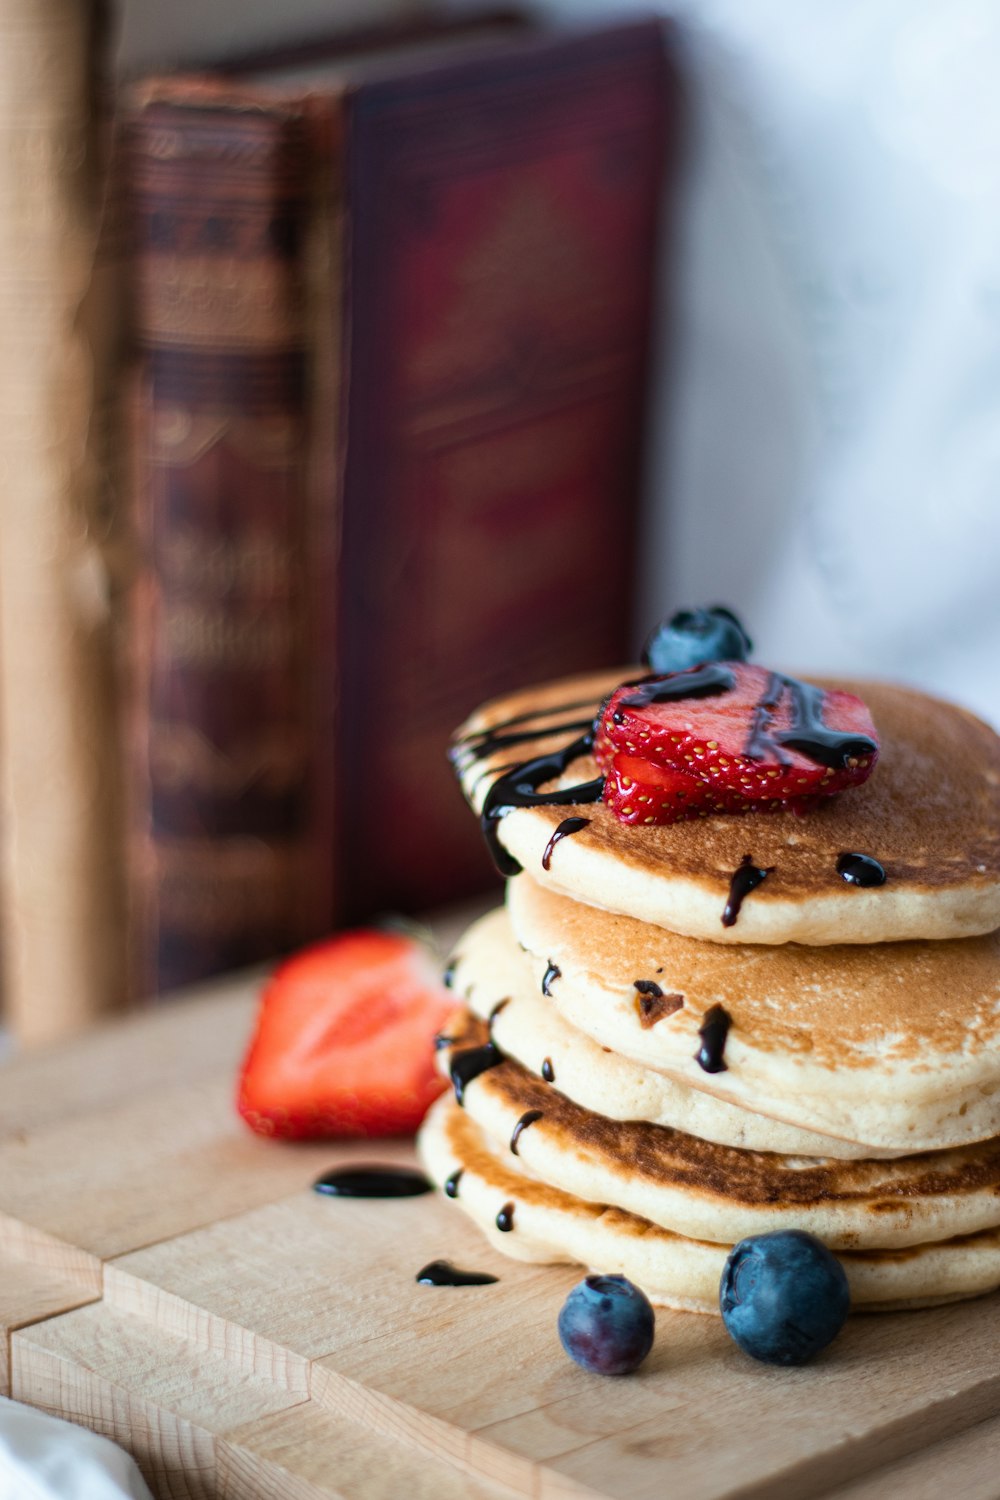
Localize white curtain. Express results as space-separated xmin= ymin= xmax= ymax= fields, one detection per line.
xmin=540 ymin=0 xmax=1000 ymax=725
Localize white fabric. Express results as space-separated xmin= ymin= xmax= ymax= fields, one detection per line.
xmin=532 ymin=0 xmax=1000 ymax=727
xmin=0 ymin=1397 xmax=153 ymax=1500
xmin=647 ymin=0 xmax=1000 ymax=729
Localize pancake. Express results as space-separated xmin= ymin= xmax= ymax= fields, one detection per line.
xmin=418 ymin=1093 xmax=1000 ymax=1313
xmin=436 ymin=1012 xmax=1000 ymax=1251
xmin=450 ymin=905 xmax=897 ymax=1158
xmin=452 ymin=670 xmax=1000 ymax=946
xmin=506 ymin=875 xmax=1000 ymax=1153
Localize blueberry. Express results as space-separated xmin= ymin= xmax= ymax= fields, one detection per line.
xmin=642 ymin=605 xmax=752 ymax=674
xmin=557 ymin=1273 xmax=655 ymax=1375
xmin=720 ymin=1230 xmax=850 ymax=1366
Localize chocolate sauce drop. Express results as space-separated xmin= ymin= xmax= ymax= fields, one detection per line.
xmin=837 ymin=852 xmax=887 ymax=887
xmin=542 ymin=961 xmax=561 ymax=997
xmin=442 ymin=958 xmax=458 ymax=989
xmin=541 ymin=816 xmax=591 ymax=871
xmin=433 ymin=1032 xmax=455 ymax=1052
xmin=449 ymin=1042 xmax=503 ymax=1106
xmin=416 ymin=1260 xmax=499 ymax=1287
xmin=444 ymin=1169 xmax=463 ymax=1199
xmin=509 ymin=1109 xmax=543 ymax=1155
xmin=312 ymin=1165 xmax=433 ymax=1199
xmin=496 ymin=1202 xmax=516 ymax=1232
xmin=722 ymin=855 xmax=774 ymax=927
xmin=695 ymin=1005 xmax=732 ymax=1074
xmin=541 ymin=1057 xmax=556 ymax=1083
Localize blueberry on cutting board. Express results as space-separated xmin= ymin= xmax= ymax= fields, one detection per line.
xmin=720 ymin=1230 xmax=850 ymax=1366
xmin=558 ymin=1274 xmax=655 ymax=1375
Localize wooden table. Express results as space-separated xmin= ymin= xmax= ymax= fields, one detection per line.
xmin=3 ymin=965 xmax=1000 ymax=1500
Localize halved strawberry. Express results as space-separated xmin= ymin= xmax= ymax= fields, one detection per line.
xmin=238 ymin=929 xmax=454 ymax=1139
xmin=595 ymin=662 xmax=878 ymax=826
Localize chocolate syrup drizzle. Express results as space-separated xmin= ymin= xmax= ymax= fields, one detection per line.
xmin=416 ymin=1260 xmax=499 ymax=1287
xmin=695 ymin=1005 xmax=732 ymax=1074
xmin=619 ymin=662 xmax=877 ymax=770
xmin=742 ymin=671 xmax=877 ymax=769
xmin=456 ymin=662 xmax=876 ymax=878
xmin=542 ymin=961 xmax=561 ymax=997
xmin=454 ymin=699 xmax=601 ymax=756
xmin=510 ymin=1109 xmax=543 ymax=1155
xmin=496 ymin=1202 xmax=516 ymax=1232
xmin=541 ymin=816 xmax=591 ymax=871
xmin=722 ymin=855 xmax=774 ymax=927
xmin=449 ymin=1042 xmax=503 ymax=1106
xmin=312 ymin=1165 xmax=433 ymax=1199
xmin=479 ymin=735 xmax=604 ymax=876
xmin=616 ymin=662 xmax=736 ymax=713
xmin=444 ymin=1170 xmax=463 ymax=1199
xmin=743 ymin=670 xmax=787 ymax=762
xmin=452 ymin=705 xmax=605 ymax=877
xmin=541 ymin=1057 xmax=556 ymax=1083
xmin=837 ymin=852 xmax=887 ymax=887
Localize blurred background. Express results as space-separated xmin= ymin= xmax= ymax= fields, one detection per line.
xmin=2 ymin=0 xmax=999 ymax=1047
xmin=121 ymin=0 xmax=1000 ymax=723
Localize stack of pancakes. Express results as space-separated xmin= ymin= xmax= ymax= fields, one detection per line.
xmin=418 ymin=671 xmax=1000 ymax=1312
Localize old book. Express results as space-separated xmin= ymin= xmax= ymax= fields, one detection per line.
xmin=0 ymin=0 xmax=129 ymax=1043
xmin=125 ymin=15 xmax=675 ymax=996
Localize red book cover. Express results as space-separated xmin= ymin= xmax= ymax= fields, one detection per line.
xmin=124 ymin=16 xmax=677 ymax=993
xmin=336 ymin=20 xmax=674 ymax=918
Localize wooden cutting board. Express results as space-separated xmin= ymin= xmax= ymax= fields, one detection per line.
xmin=3 ymin=962 xmax=1000 ymax=1500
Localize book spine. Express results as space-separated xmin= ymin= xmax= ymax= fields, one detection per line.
xmin=125 ymin=94 xmax=339 ymax=997
xmin=0 ymin=0 xmax=128 ymax=1043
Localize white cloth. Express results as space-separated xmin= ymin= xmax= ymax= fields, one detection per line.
xmin=647 ymin=0 xmax=1000 ymax=729
xmin=0 ymin=1397 xmax=153 ymax=1500
xmin=536 ymin=0 xmax=1000 ymax=727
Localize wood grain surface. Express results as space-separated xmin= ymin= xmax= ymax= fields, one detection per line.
xmin=3 ymin=962 xmax=1000 ymax=1500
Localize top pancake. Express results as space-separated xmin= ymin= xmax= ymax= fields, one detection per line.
xmin=452 ymin=669 xmax=1000 ymax=944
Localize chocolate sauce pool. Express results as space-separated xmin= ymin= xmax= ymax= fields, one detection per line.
xmin=312 ymin=1165 xmax=433 ymax=1198
xmin=416 ymin=1260 xmax=498 ymax=1287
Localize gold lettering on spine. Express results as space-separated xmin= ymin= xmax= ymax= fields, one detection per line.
xmin=160 ymin=529 xmax=295 ymax=595
xmin=161 ymin=605 xmax=295 ymax=670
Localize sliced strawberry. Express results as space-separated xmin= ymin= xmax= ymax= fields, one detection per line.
xmin=603 ymin=752 xmax=793 ymax=824
xmin=238 ymin=929 xmax=454 ymax=1140
xmin=603 ymin=753 xmax=715 ymax=824
xmin=595 ymin=662 xmax=878 ymax=826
